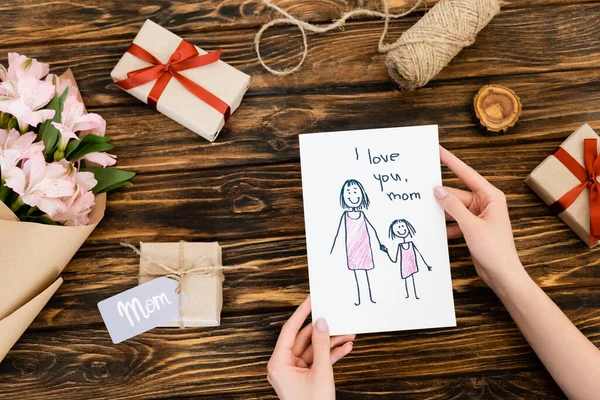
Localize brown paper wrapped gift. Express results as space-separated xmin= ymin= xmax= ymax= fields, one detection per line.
xmin=110 ymin=19 xmax=251 ymax=142
xmin=137 ymin=242 xmax=224 ymax=327
xmin=525 ymin=124 xmax=600 ymax=247
xmin=0 ymin=70 xmax=106 ymax=363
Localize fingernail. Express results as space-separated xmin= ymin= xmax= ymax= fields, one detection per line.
xmin=346 ymin=342 xmax=353 ymax=348
xmin=434 ymin=186 xmax=448 ymax=199
xmin=315 ymin=318 xmax=328 ymax=332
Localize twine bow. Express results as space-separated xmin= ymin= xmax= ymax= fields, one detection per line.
xmin=550 ymin=138 xmax=600 ymax=244
xmin=114 ymin=41 xmax=231 ymax=120
xmin=121 ymin=241 xmax=257 ymax=328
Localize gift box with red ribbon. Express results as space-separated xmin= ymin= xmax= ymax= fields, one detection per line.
xmin=110 ymin=19 xmax=250 ymax=142
xmin=526 ymin=124 xmax=600 ymax=247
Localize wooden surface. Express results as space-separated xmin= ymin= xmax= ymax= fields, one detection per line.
xmin=1 ymin=0 xmax=599 ymax=398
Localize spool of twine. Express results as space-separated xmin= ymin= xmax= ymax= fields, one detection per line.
xmin=255 ymin=0 xmax=501 ymax=90
xmin=385 ymin=0 xmax=501 ymax=90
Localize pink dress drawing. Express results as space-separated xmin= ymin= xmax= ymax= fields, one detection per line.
xmin=399 ymin=242 xmax=418 ymax=278
xmin=345 ymin=212 xmax=374 ymax=271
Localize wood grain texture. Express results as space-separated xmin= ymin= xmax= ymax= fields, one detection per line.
xmin=92 ymin=67 xmax=600 ymax=175
xmin=335 ymin=371 xmax=565 ymax=399
xmin=0 ymin=0 xmax=595 ymax=48
xmin=3 ymin=0 xmax=600 ymax=398
xmin=26 ymin=225 xmax=600 ymax=331
xmin=19 ymin=141 xmax=600 ymax=331
xmin=82 ymin=144 xmax=600 ymax=243
xmin=2 ymin=286 xmax=594 ymax=399
xmin=2 ymin=3 xmax=600 ymax=109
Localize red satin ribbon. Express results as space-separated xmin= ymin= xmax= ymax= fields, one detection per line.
xmin=550 ymin=138 xmax=600 ymax=244
xmin=115 ymin=41 xmax=230 ymax=121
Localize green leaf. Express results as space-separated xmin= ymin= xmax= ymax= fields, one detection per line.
xmin=0 ymin=184 xmax=12 ymax=203
xmin=81 ymin=167 xmax=135 ymax=195
xmin=65 ymin=134 xmax=114 ymax=161
xmin=7 ymin=117 xmax=17 ymax=130
xmin=0 ymin=112 xmax=9 ymax=129
xmin=19 ymin=214 xmax=60 ymax=225
xmin=38 ymin=87 xmax=70 ymax=157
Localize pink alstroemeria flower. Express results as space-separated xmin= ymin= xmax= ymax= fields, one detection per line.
xmin=45 ymin=73 xmax=77 ymax=99
xmin=53 ymin=188 xmax=95 ymax=226
xmin=75 ymin=170 xmax=97 ymax=191
xmin=51 ymin=95 xmax=105 ymax=155
xmin=0 ymin=80 xmax=15 ymax=99
xmin=7 ymin=152 xmax=75 ymax=217
xmin=0 ymin=129 xmax=44 ymax=185
xmin=76 ymin=116 xmax=115 ymax=167
xmin=0 ymin=76 xmax=55 ymax=130
xmin=0 ymin=128 xmax=45 ymax=160
xmin=0 ymin=53 xmax=50 ymax=82
xmin=57 ymin=160 xmax=97 ymax=191
xmin=82 ymin=151 xmax=117 ymax=167
xmin=53 ymin=171 xmax=96 ymax=226
xmin=78 ymin=115 xmax=106 ymax=138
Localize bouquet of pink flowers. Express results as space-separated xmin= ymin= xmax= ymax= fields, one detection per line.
xmin=0 ymin=52 xmax=134 ymax=225
xmin=0 ymin=53 xmax=134 ymax=362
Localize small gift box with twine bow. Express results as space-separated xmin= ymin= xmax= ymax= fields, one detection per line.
xmin=122 ymin=241 xmax=255 ymax=327
xmin=110 ymin=19 xmax=250 ymax=142
xmin=526 ymin=124 xmax=600 ymax=247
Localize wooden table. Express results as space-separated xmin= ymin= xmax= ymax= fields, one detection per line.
xmin=1 ymin=0 xmax=599 ymax=398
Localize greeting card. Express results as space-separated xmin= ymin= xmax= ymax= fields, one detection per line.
xmin=299 ymin=126 xmax=456 ymax=335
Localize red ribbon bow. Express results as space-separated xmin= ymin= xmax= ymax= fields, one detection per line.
xmin=550 ymin=138 xmax=600 ymax=244
xmin=115 ymin=41 xmax=230 ymax=121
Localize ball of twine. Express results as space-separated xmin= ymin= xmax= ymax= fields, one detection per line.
xmin=385 ymin=0 xmax=501 ymax=90
xmin=255 ymin=0 xmax=501 ymax=90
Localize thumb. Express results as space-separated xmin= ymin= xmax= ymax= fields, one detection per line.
xmin=311 ymin=318 xmax=333 ymax=372
xmin=434 ymin=186 xmax=475 ymax=225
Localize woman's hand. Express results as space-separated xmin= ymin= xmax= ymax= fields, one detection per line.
xmin=434 ymin=147 xmax=600 ymax=399
xmin=267 ymin=296 xmax=355 ymax=400
xmin=434 ymin=146 xmax=525 ymax=291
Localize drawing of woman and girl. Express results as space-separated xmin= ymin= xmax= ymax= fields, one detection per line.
xmin=330 ymin=179 xmax=432 ymax=306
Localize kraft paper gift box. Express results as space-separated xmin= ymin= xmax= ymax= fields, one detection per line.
xmin=110 ymin=19 xmax=251 ymax=142
xmin=137 ymin=242 xmax=224 ymax=327
xmin=525 ymin=124 xmax=600 ymax=247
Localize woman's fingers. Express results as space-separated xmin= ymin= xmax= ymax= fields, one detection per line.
xmin=445 ymin=188 xmax=475 ymax=221
xmin=311 ymin=319 xmax=332 ymax=372
xmin=291 ymin=323 xmax=313 ymax=356
xmin=440 ymin=146 xmax=495 ymax=195
xmin=435 ymin=186 xmax=476 ymax=225
xmin=331 ymin=342 xmax=353 ymax=365
xmin=446 ymin=187 xmax=474 ymax=207
xmin=275 ymin=296 xmax=311 ymax=351
xmin=446 ymin=223 xmax=463 ymax=239
xmin=299 ymin=334 xmax=356 ymax=365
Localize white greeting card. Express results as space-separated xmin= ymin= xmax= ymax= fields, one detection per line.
xmin=299 ymin=125 xmax=456 ymax=335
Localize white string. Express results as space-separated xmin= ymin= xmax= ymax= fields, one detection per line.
xmin=254 ymin=0 xmax=427 ymax=76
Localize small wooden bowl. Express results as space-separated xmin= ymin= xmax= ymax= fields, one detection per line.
xmin=473 ymin=84 xmax=522 ymax=135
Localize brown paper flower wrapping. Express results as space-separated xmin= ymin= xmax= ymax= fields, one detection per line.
xmin=138 ymin=242 xmax=223 ymax=327
xmin=0 ymin=195 xmax=105 ymax=362
xmin=110 ymin=19 xmax=251 ymax=142
xmin=525 ymin=124 xmax=600 ymax=247
xmin=0 ymin=70 xmax=106 ymax=363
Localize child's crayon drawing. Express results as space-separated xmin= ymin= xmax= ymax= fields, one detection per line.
xmin=330 ymin=179 xmax=387 ymax=306
xmin=385 ymin=219 xmax=433 ymax=299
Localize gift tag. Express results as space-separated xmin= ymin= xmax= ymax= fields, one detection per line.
xmin=98 ymin=277 xmax=187 ymax=344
